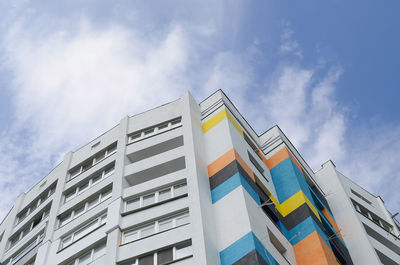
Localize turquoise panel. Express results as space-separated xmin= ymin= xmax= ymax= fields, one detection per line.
xmin=211 ymin=172 xmax=260 ymax=204
xmin=280 ymin=216 xmax=331 ymax=248
xmin=270 ymin=158 xmax=302 ymax=202
xmin=219 ymin=232 xmax=276 ymax=265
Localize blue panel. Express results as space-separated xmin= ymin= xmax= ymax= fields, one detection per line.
xmin=220 ymin=232 xmax=255 ymax=265
xmin=253 ymin=234 xmax=277 ymax=265
xmin=219 ymin=232 xmax=276 ymax=265
xmin=211 ymin=172 xmax=242 ymax=203
xmin=270 ymin=158 xmax=302 ymax=202
xmin=211 ymin=172 xmax=260 ymax=204
xmin=280 ymin=216 xmax=330 ymax=247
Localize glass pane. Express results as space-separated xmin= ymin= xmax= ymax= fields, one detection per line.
xmin=61 ymin=236 xmax=72 ymax=248
xmin=143 ymin=128 xmax=154 ymax=136
xmin=78 ymin=251 xmax=91 ymax=264
xmin=159 ymin=219 xmax=173 ymax=232
xmin=65 ymin=190 xmax=76 ymax=202
xmin=174 ymin=184 xmax=187 ymax=197
xmin=175 ymin=242 xmax=192 ymax=259
xmin=126 ymin=198 xmax=140 ymax=212
xmin=142 ymin=194 xmax=155 ymax=207
xmin=78 ymin=182 xmax=89 ymax=193
xmin=70 ymin=167 xmax=81 ymax=179
xmin=94 ymin=152 xmax=105 ymax=163
xmin=176 ymin=214 xmax=190 ymax=226
xmin=100 ymin=214 xmax=107 ymax=225
xmin=92 ymin=173 xmax=102 ymax=185
xmin=171 ymin=118 xmax=181 ymax=127
xmin=74 ymin=205 xmax=85 ymax=217
xmin=101 ymin=189 xmax=112 ymax=201
xmin=124 ymin=230 xmax=139 ymax=243
xmin=60 ymin=213 xmax=71 ymax=226
xmin=75 ymin=220 xmax=97 ymax=241
xmin=159 ymin=188 xmax=171 ymax=202
xmin=93 ymin=242 xmax=106 ymax=260
xmin=140 ymin=224 xmax=155 ymax=238
xmin=87 ymin=196 xmax=99 ymax=209
xmin=157 ymin=248 xmax=173 ymax=264
xmin=158 ymin=123 xmax=169 ymax=132
xmin=130 ymin=133 xmax=141 ymax=142
xmin=104 ymin=165 xmax=115 ymax=177
xmin=107 ymin=145 xmax=117 ymax=155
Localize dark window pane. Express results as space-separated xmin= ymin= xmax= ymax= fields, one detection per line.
xmin=157 ymin=248 xmax=173 ymax=264
xmin=139 ymin=254 xmax=154 ymax=265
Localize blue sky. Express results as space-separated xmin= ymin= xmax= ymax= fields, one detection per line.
xmin=0 ymin=0 xmax=399 ymax=221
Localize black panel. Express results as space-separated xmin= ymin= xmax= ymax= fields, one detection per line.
xmin=233 ymin=250 xmax=271 ymax=265
xmin=363 ymin=223 xmax=400 ymax=255
xmin=126 ymin=156 xmax=186 ymax=186
xmin=157 ymin=248 xmax=173 ymax=264
xmin=209 ymin=160 xmax=239 ymax=190
xmin=139 ymin=254 xmax=154 ymax=265
xmin=127 ymin=136 xmax=184 ymax=163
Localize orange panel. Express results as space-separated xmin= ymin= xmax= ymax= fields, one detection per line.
xmin=264 ymin=147 xmax=303 ymax=173
xmin=234 ymin=150 xmax=255 ymax=181
xmin=293 ymin=231 xmax=338 ymax=265
xmin=208 ymin=148 xmax=255 ymax=182
xmin=208 ymin=149 xmax=236 ymax=177
xmin=321 ymin=209 xmax=343 ymax=240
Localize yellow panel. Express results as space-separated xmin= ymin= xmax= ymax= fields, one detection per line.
xmin=202 ymin=108 xmax=244 ymax=137
xmin=276 ymin=190 xmax=321 ymax=222
xmin=226 ymin=111 xmax=244 ymax=137
xmin=202 ymin=109 xmax=228 ymax=133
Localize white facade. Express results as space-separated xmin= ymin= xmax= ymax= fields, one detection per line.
xmin=0 ymin=90 xmax=398 ymax=265
xmin=315 ymin=161 xmax=400 ymax=265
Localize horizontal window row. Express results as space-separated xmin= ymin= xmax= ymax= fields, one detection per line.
xmin=352 ymin=200 xmax=393 ymax=233
xmin=122 ymin=211 xmax=190 ymax=244
xmin=9 ymin=232 xmax=44 ymax=265
xmin=64 ymin=241 xmax=106 ymax=265
xmin=60 ymin=213 xmax=107 ymax=249
xmin=10 ymin=206 xmax=50 ymax=249
xmin=64 ymin=163 xmax=115 ymax=204
xmin=125 ymin=182 xmax=187 ymax=212
xmin=17 ymin=183 xmax=56 ymax=225
xmin=121 ymin=240 xmax=192 ymax=265
xmin=60 ymin=187 xmax=112 ymax=227
xmin=350 ymin=189 xmax=372 ymax=205
xmin=68 ymin=143 xmax=117 ymax=181
xmin=128 ymin=117 xmax=182 ymax=144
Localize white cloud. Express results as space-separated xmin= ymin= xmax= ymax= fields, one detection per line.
xmin=279 ymin=21 xmax=303 ymax=59
xmin=0 ymin=18 xmax=192 ymax=220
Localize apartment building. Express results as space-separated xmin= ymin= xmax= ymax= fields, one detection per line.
xmin=0 ymin=90 xmax=398 ymax=265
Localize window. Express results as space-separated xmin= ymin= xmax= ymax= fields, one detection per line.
xmin=125 ymin=182 xmax=187 ymax=212
xmin=60 ymin=213 xmax=107 ymax=249
xmin=122 ymin=211 xmax=190 ymax=244
xmin=353 ymin=200 xmax=394 ymax=234
xmin=175 ymin=242 xmax=192 ymax=259
xmin=63 ymin=164 xmax=114 ymax=203
xmin=126 ymin=198 xmax=140 ymax=212
xmin=10 ymin=207 xmax=50 ymax=249
xmin=142 ymin=194 xmax=155 ymax=207
xmin=10 ymin=233 xmax=44 ymax=265
xmin=351 ymin=189 xmax=372 ymax=205
xmin=121 ymin=241 xmax=192 ymax=265
xmin=128 ymin=117 xmax=182 ymax=144
xmin=16 ymin=184 xmax=56 ymax=225
xmin=64 ymin=241 xmax=106 ymax=265
xmin=68 ymin=143 xmax=117 ymax=181
xmin=248 ymin=151 xmax=267 ymax=181
xmin=59 ymin=188 xmax=112 ymax=228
